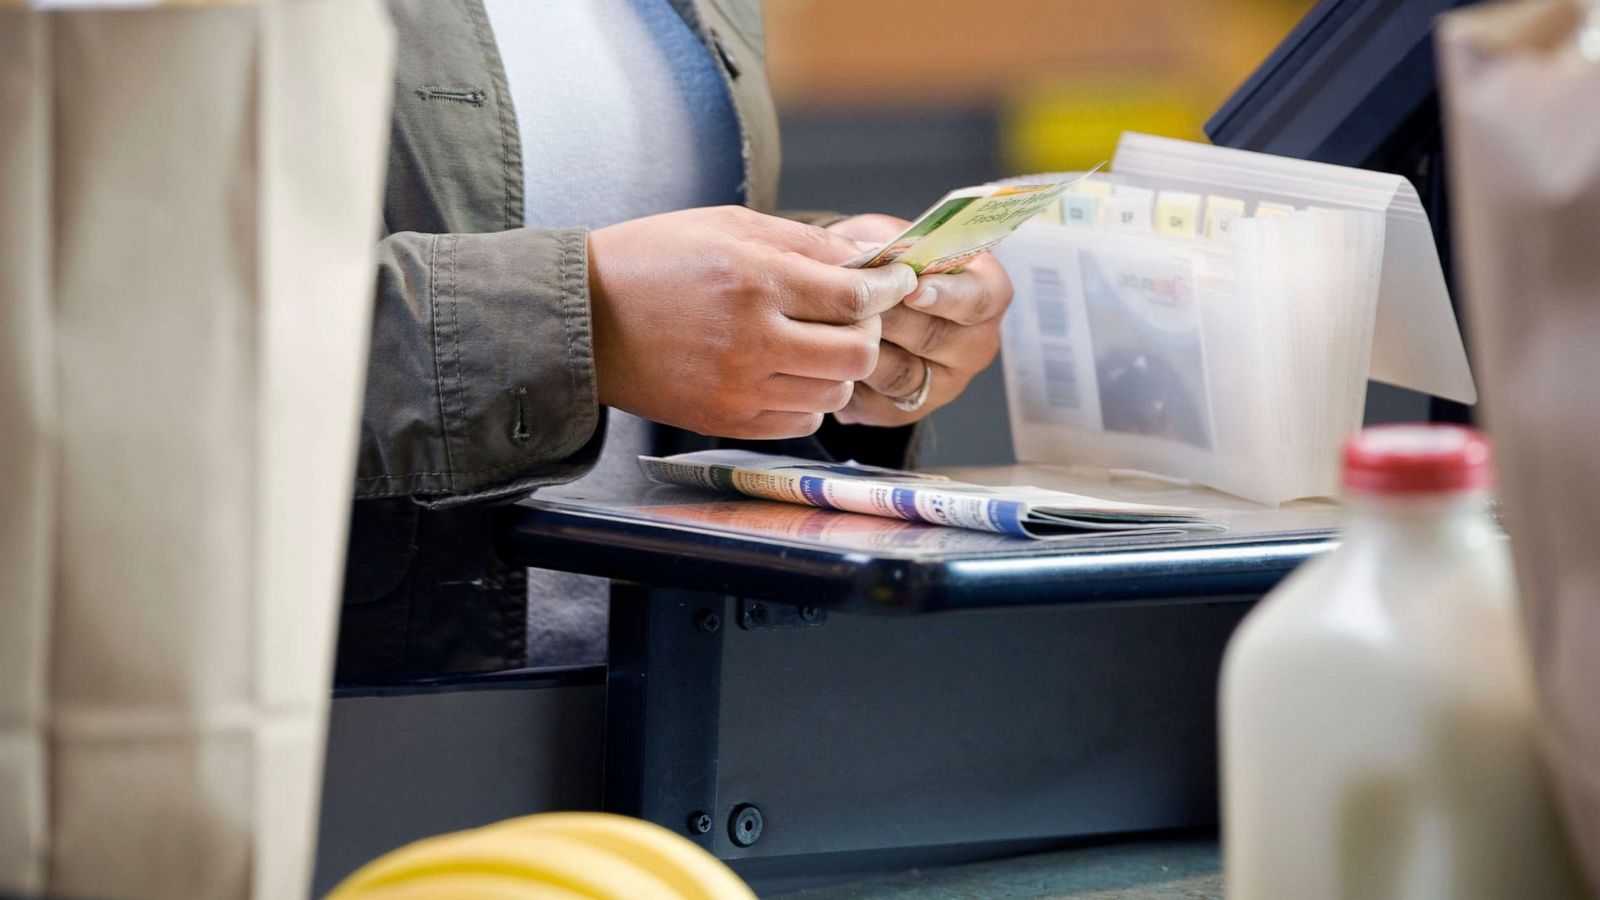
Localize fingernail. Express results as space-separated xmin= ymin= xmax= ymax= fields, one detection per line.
xmin=909 ymin=284 xmax=938 ymax=309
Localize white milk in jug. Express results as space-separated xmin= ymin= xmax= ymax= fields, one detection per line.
xmin=1220 ymin=424 xmax=1583 ymax=900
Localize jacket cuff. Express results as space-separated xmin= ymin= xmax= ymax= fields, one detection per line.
xmin=423 ymin=408 xmax=607 ymax=509
xmin=357 ymin=227 xmax=600 ymax=503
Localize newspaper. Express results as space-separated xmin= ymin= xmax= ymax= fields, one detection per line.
xmin=845 ymin=166 xmax=1101 ymax=274
xmin=638 ymin=450 xmax=1223 ymax=539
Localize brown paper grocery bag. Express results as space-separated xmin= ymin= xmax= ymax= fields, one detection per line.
xmin=1439 ymin=1 xmax=1600 ymax=891
xmin=0 ymin=2 xmax=393 ymax=896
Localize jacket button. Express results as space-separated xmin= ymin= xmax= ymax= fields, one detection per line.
xmin=712 ymin=31 xmax=741 ymax=79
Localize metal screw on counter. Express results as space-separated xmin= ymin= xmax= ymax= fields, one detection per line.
xmin=739 ymin=599 xmax=828 ymax=630
xmin=695 ymin=610 xmax=721 ymax=634
xmin=729 ymin=804 xmax=764 ymax=848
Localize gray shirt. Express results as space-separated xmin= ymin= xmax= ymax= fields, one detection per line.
xmin=483 ymin=0 xmax=743 ymax=665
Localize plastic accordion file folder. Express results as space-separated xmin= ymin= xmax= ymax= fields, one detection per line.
xmin=992 ymin=133 xmax=1476 ymax=506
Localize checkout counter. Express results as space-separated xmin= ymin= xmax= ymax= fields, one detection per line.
xmin=313 ymin=0 xmax=1482 ymax=893
xmin=315 ymin=466 xmax=1338 ymax=896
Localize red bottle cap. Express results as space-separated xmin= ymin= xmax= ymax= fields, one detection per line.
xmin=1342 ymin=424 xmax=1495 ymax=495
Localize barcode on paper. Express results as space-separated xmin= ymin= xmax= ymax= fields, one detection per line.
xmin=1042 ymin=355 xmax=1079 ymax=408
xmin=1031 ymin=267 xmax=1069 ymax=338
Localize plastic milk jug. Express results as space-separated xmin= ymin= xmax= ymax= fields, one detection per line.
xmin=1220 ymin=425 xmax=1584 ymax=899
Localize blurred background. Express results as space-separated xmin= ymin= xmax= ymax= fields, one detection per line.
xmin=765 ymin=0 xmax=1323 ymax=465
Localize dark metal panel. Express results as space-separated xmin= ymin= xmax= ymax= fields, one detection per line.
xmin=313 ymin=683 xmax=605 ymax=895
xmin=708 ymin=598 xmax=1251 ymax=862
xmin=604 ymin=585 xmax=728 ymax=850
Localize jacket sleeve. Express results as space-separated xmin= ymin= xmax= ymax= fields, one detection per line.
xmin=354 ymin=226 xmax=604 ymax=507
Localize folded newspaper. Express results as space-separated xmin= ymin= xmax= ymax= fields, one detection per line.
xmin=638 ymin=450 xmax=1223 ymax=539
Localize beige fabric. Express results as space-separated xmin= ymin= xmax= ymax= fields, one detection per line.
xmin=1439 ymin=2 xmax=1600 ymax=891
xmin=0 ymin=2 xmax=393 ymax=897
xmin=0 ymin=16 xmax=54 ymax=896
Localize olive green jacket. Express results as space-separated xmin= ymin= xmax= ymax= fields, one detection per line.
xmin=338 ymin=0 xmax=904 ymax=680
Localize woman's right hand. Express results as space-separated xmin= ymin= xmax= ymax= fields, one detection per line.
xmin=587 ymin=205 xmax=917 ymax=439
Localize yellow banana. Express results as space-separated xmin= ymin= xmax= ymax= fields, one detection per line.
xmin=332 ymin=872 xmax=591 ymax=900
xmin=490 ymin=813 xmax=756 ymax=900
xmin=327 ymin=825 xmax=673 ymax=899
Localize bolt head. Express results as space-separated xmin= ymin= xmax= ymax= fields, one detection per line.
xmin=688 ymin=811 xmax=713 ymax=835
xmin=729 ymin=804 xmax=764 ymax=847
xmin=696 ymin=611 xmax=721 ymax=633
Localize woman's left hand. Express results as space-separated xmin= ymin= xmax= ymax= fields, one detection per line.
xmin=825 ymin=213 xmax=1014 ymax=425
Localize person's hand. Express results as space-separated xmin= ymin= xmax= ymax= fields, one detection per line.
xmin=824 ymin=213 xmax=1014 ymax=426
xmin=588 ymin=206 xmax=918 ymax=439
